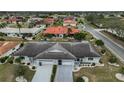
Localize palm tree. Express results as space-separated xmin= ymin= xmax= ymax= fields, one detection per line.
xmin=16 ymin=21 xmax=22 ymax=36
xmin=67 ymin=26 xmax=72 ymax=35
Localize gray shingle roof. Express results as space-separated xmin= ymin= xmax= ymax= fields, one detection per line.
xmin=13 ymin=42 xmax=100 ymax=59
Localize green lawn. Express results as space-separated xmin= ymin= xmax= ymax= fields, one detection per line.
xmin=0 ymin=63 xmax=35 ymax=82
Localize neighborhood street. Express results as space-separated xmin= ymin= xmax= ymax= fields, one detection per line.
xmin=54 ymin=65 xmax=73 ymax=82
xmin=83 ymin=24 xmax=124 ymax=62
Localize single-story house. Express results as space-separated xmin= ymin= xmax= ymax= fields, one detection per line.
xmin=43 ymin=18 xmax=55 ymax=24
xmin=43 ymin=26 xmax=79 ymax=37
xmin=0 ymin=25 xmax=45 ymax=38
xmin=0 ymin=41 xmax=20 ymax=57
xmin=13 ymin=42 xmax=101 ymax=67
xmin=63 ymin=19 xmax=77 ymax=27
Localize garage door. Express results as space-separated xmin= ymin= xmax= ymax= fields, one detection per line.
xmin=39 ymin=60 xmax=56 ymax=65
xmin=62 ymin=60 xmax=74 ymax=65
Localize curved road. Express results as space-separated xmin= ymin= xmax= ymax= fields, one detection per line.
xmin=83 ymin=24 xmax=124 ymax=62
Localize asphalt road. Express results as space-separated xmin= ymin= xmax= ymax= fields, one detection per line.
xmin=54 ymin=65 xmax=73 ymax=82
xmin=83 ymin=24 xmax=124 ymax=62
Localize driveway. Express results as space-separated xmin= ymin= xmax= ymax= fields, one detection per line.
xmin=32 ymin=65 xmax=53 ymax=82
xmin=54 ymin=65 xmax=73 ymax=82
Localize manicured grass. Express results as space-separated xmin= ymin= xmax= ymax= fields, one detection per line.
xmin=0 ymin=63 xmax=35 ymax=82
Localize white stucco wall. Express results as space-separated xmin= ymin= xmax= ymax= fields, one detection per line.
xmin=82 ymin=57 xmax=100 ymax=64
xmin=63 ymin=23 xmax=76 ymax=27
xmin=19 ymin=56 xmax=100 ymax=66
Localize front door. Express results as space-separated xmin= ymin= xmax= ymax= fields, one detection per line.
xmin=39 ymin=62 xmax=42 ymax=66
xmin=58 ymin=60 xmax=62 ymax=65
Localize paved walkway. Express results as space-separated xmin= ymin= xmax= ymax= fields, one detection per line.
xmin=54 ymin=65 xmax=73 ymax=82
xmin=32 ymin=65 xmax=53 ymax=82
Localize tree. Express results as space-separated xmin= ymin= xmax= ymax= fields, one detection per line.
xmin=95 ymin=40 xmax=104 ymax=46
xmin=20 ymin=42 xmax=24 ymax=48
xmin=73 ymin=32 xmax=86 ymax=41
xmin=0 ymin=32 xmax=7 ymax=36
xmin=16 ymin=22 xmax=22 ymax=35
xmin=7 ymin=57 xmax=14 ymax=64
xmin=67 ymin=27 xmax=72 ymax=35
xmin=0 ymin=56 xmax=9 ymax=63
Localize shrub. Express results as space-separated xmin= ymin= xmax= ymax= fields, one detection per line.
xmin=109 ymin=56 xmax=117 ymax=63
xmin=15 ymin=57 xmax=22 ymax=64
xmin=0 ymin=32 xmax=6 ymax=36
xmin=95 ymin=40 xmax=104 ymax=46
xmin=0 ymin=56 xmax=9 ymax=63
xmin=101 ymin=49 xmax=106 ymax=54
xmin=120 ymin=67 xmax=124 ymax=75
xmin=76 ymin=77 xmax=85 ymax=82
xmin=45 ymin=34 xmax=54 ymax=38
xmin=7 ymin=57 xmax=14 ymax=64
xmin=20 ymin=43 xmax=24 ymax=47
xmin=32 ymin=37 xmax=35 ymax=40
xmin=91 ymin=63 xmax=96 ymax=66
xmin=27 ymin=63 xmax=30 ymax=65
xmin=73 ymin=32 xmax=86 ymax=41
xmin=32 ymin=66 xmax=36 ymax=69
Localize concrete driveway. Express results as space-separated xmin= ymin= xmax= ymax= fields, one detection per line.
xmin=54 ymin=65 xmax=73 ymax=82
xmin=32 ymin=65 xmax=53 ymax=82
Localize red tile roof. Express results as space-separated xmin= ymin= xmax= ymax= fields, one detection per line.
xmin=43 ymin=26 xmax=79 ymax=35
xmin=64 ymin=20 xmax=77 ymax=24
xmin=64 ymin=17 xmax=74 ymax=21
xmin=0 ymin=17 xmax=17 ymax=23
xmin=0 ymin=42 xmax=18 ymax=56
xmin=43 ymin=18 xmax=55 ymax=24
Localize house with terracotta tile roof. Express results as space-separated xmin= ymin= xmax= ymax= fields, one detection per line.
xmin=0 ymin=42 xmax=20 ymax=57
xmin=63 ymin=18 xmax=77 ymax=27
xmin=43 ymin=18 xmax=55 ymax=24
xmin=43 ymin=26 xmax=79 ymax=37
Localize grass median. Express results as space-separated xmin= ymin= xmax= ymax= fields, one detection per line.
xmin=51 ymin=65 xmax=57 ymax=82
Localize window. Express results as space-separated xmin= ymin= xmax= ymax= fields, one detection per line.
xmin=88 ymin=57 xmax=93 ymax=60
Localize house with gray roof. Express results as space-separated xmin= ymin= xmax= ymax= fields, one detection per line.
xmin=13 ymin=41 xmax=101 ymax=67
